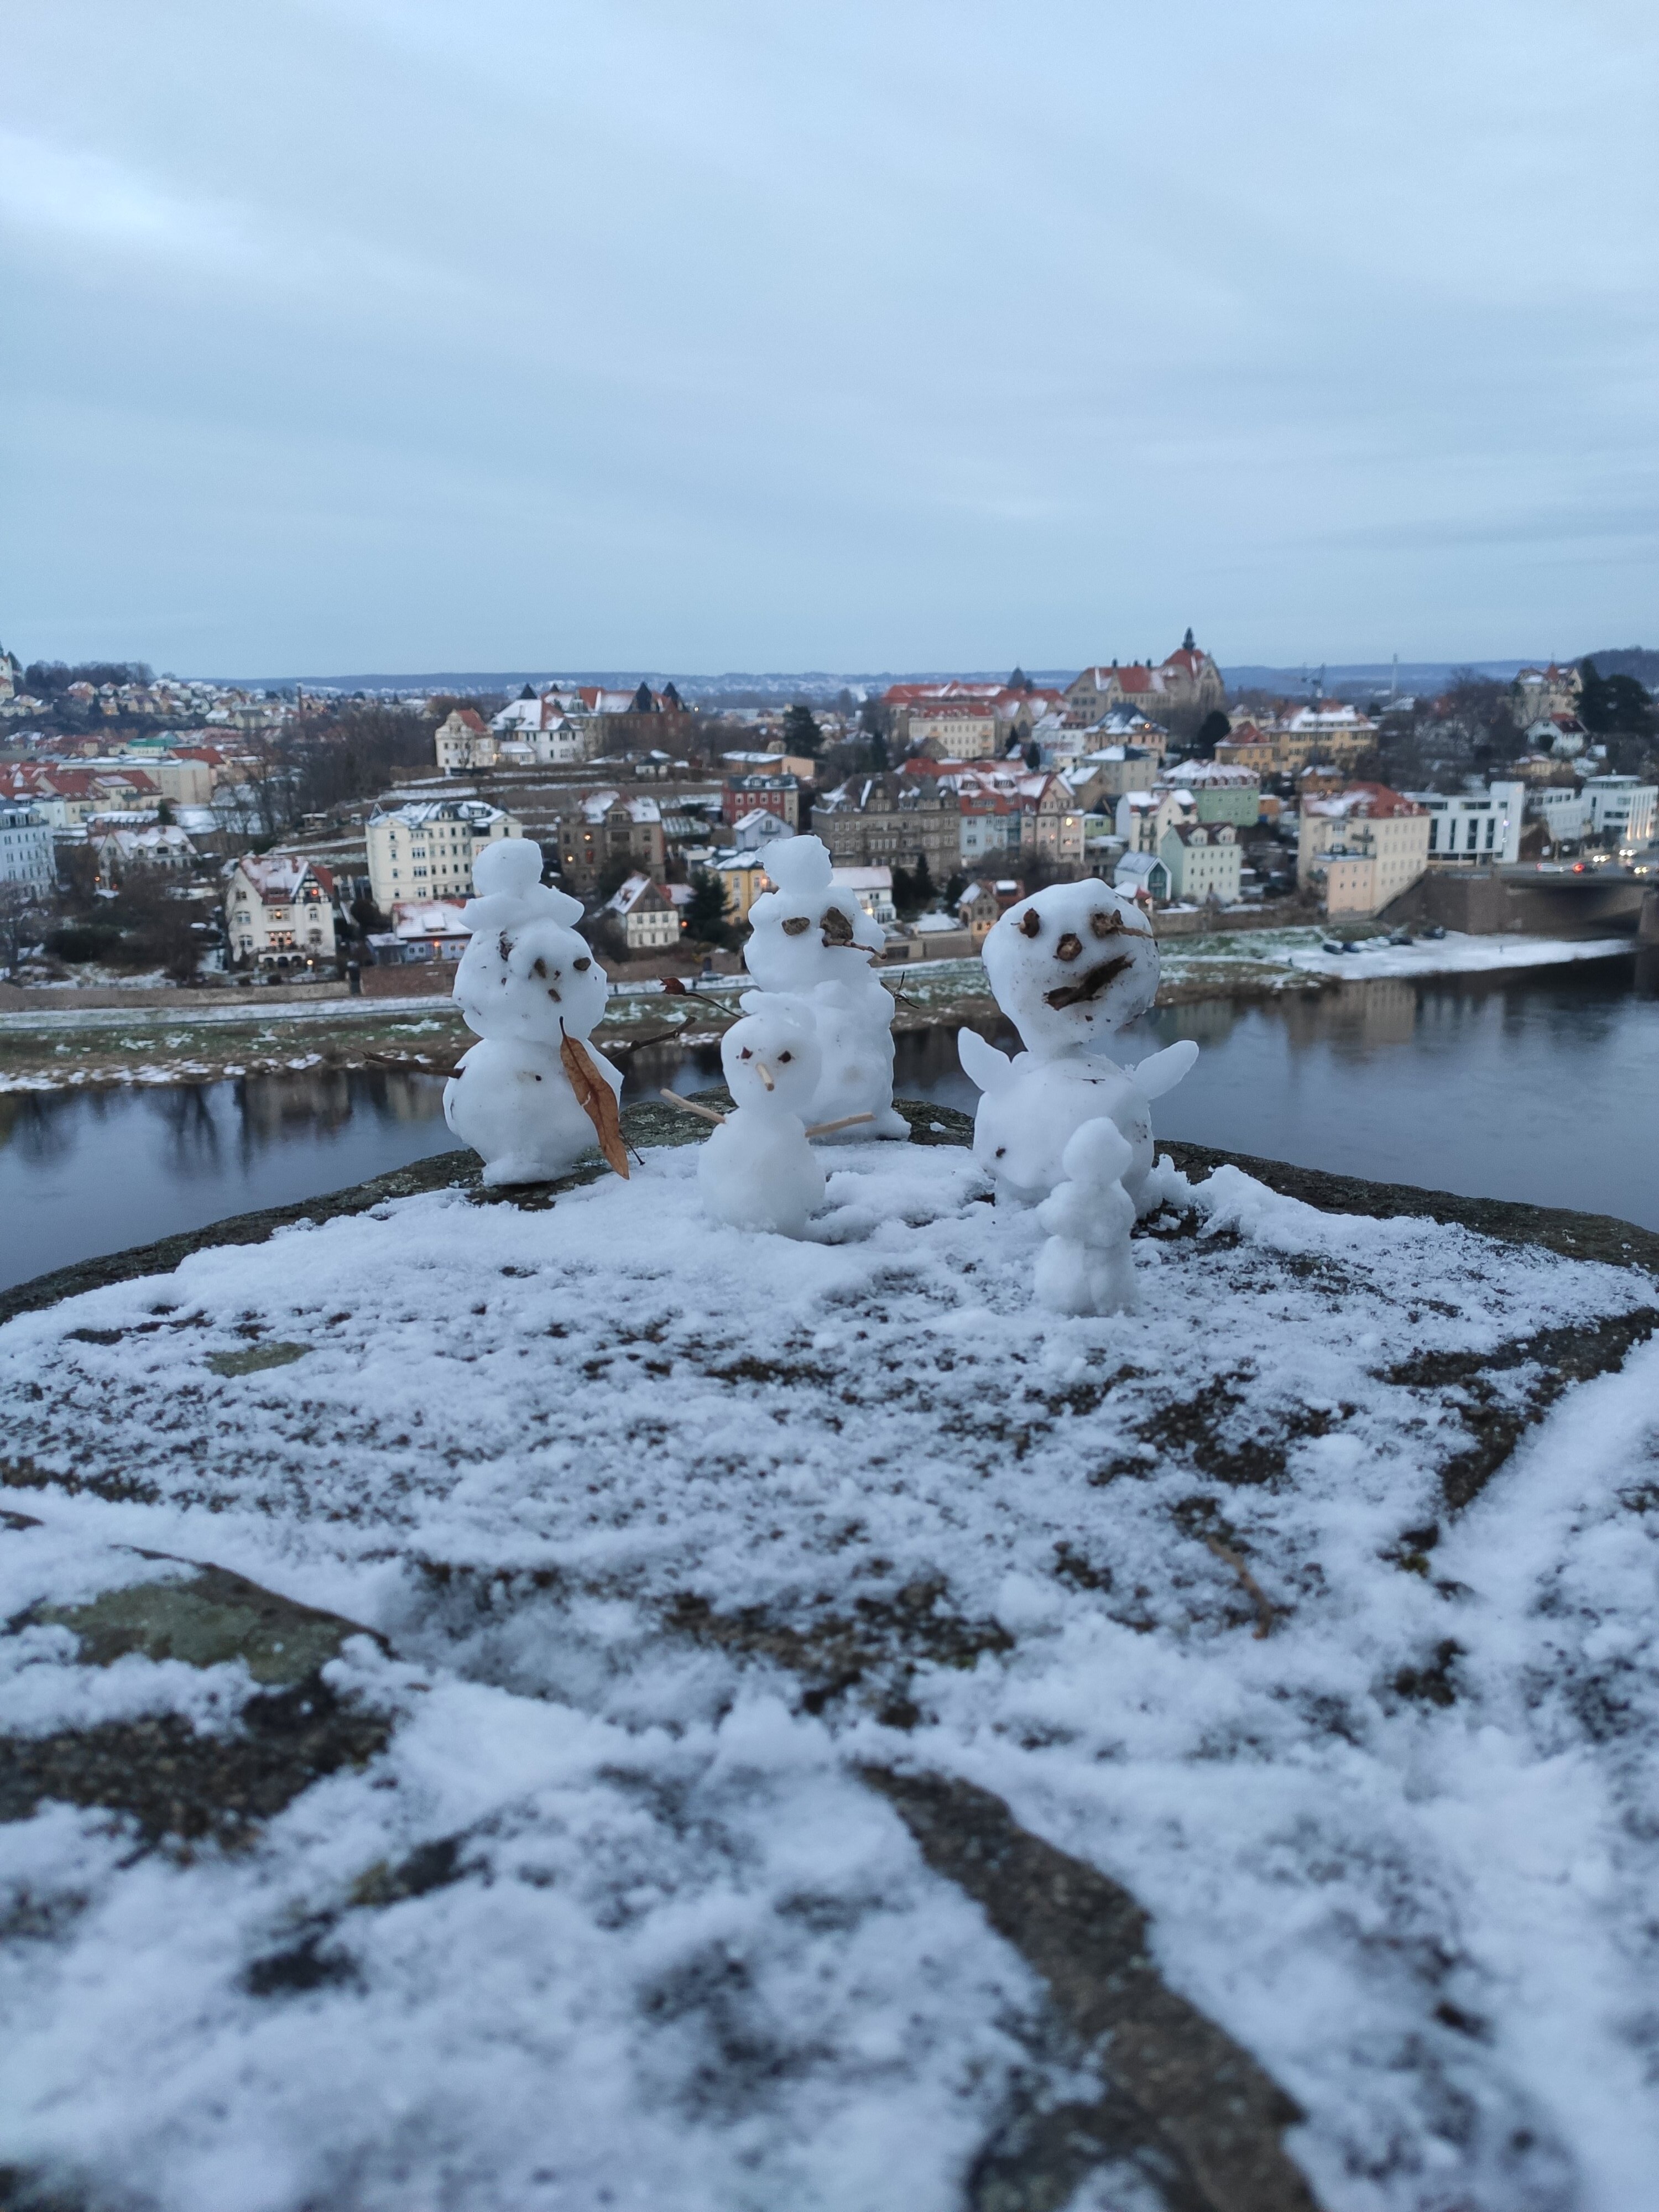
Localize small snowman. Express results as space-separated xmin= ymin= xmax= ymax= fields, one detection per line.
xmin=743 ymin=834 xmax=908 ymax=1141
xmin=444 ymin=838 xmax=627 ymax=1186
xmin=697 ymin=993 xmax=826 ymax=1237
xmin=1033 ymin=1118 xmax=1139 ymax=1317
xmin=959 ymin=879 xmax=1197 ymax=1215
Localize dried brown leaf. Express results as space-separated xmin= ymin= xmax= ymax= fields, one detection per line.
xmin=560 ymin=1030 xmax=629 ymax=1178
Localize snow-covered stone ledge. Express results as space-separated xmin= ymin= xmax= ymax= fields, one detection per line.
xmin=2 ymin=1106 xmax=1657 ymax=2212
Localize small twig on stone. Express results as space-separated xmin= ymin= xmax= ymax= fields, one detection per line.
xmin=659 ymin=1089 xmax=725 ymax=1125
xmin=804 ymin=1111 xmax=876 ymax=1139
xmin=1203 ymin=1533 xmax=1279 ymax=1639
xmin=602 ymin=1027 xmax=682 ymax=1056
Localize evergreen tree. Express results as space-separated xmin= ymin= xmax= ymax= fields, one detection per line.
xmin=683 ymin=869 xmax=733 ymax=945
xmin=782 ymin=702 xmax=822 ymax=754
xmin=1192 ymin=709 xmax=1230 ymax=759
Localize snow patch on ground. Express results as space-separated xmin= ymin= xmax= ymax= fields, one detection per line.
xmin=1 ymin=1140 xmax=1656 ymax=2209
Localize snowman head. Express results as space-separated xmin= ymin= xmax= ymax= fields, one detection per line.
xmin=743 ymin=834 xmax=884 ymax=992
xmin=981 ymin=879 xmax=1158 ymax=1055
xmin=453 ymin=838 xmax=608 ymax=1042
xmin=720 ymin=993 xmax=822 ymax=1114
xmin=1060 ymin=1114 xmax=1135 ymax=1192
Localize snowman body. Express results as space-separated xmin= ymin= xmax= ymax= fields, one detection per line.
xmin=697 ymin=996 xmax=826 ymax=1238
xmin=1033 ymin=1117 xmax=1139 ymax=1316
xmin=743 ymin=835 xmax=907 ymax=1141
xmin=442 ymin=839 xmax=621 ymax=1187
xmin=959 ymin=879 xmax=1196 ymax=1214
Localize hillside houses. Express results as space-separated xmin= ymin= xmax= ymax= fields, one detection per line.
xmin=813 ymin=761 xmax=1084 ymax=878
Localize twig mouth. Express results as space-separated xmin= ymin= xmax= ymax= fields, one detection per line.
xmin=1044 ymin=953 xmax=1131 ymax=1010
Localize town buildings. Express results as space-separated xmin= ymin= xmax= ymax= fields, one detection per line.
xmin=1113 ymin=851 xmax=1171 ymax=903
xmin=366 ymin=799 xmax=520 ymax=912
xmin=0 ymin=806 xmax=53 ymax=889
xmin=811 ymin=773 xmax=963 ymax=881
xmin=1065 ymin=748 xmax=1164 ymax=809
xmin=1409 ymin=782 xmax=1525 ymax=868
xmin=1160 ymin=760 xmax=1261 ymax=826
xmin=1160 ymin=820 xmax=1241 ymax=904
xmin=606 ymin=872 xmax=681 ymax=954
xmin=364 ymin=901 xmax=470 ymax=967
xmin=224 ymin=854 xmax=338 ymax=968
xmin=1297 ymin=785 xmax=1430 ymax=917
xmin=1217 ymin=705 xmax=1378 ymax=777
xmin=813 ymin=763 xmax=1082 ymax=877
xmin=1582 ymin=775 xmax=1658 ymax=849
xmin=879 ymin=680 xmax=1060 ymax=749
xmin=435 ymin=709 xmax=497 ymax=772
xmin=1064 ymin=634 xmax=1225 ymax=721
xmin=550 ymin=792 xmax=666 ymax=893
xmin=909 ymin=703 xmax=999 ymax=760
xmin=722 ymin=774 xmax=802 ymax=832
xmin=1510 ymin=664 xmax=1583 ymax=725
xmin=93 ymin=824 xmax=196 ymax=883
xmin=1116 ymin=787 xmax=1195 ymax=854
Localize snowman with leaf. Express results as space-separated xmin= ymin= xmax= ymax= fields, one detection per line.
xmin=444 ymin=837 xmax=629 ymax=1186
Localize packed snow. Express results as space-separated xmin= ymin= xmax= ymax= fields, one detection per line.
xmin=1 ymin=1133 xmax=1657 ymax=2211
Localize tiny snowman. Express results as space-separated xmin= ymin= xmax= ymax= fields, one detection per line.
xmin=959 ymin=878 xmax=1197 ymax=1215
xmin=743 ymin=834 xmax=908 ymax=1141
xmin=697 ymin=994 xmax=826 ymax=1238
xmin=444 ymin=837 xmax=627 ymax=1186
xmin=1034 ymin=1117 xmax=1139 ymax=1317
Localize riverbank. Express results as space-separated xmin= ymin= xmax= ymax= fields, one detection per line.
xmin=0 ymin=929 xmax=1637 ymax=1092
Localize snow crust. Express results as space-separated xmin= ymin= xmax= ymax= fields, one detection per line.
xmin=2 ymin=1140 xmax=1657 ymax=2210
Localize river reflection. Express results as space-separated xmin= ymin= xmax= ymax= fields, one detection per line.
xmin=0 ymin=1068 xmax=457 ymax=1293
xmin=2 ymin=960 xmax=1653 ymax=1293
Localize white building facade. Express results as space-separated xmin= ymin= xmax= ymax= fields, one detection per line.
xmin=225 ymin=854 xmax=338 ymax=968
xmin=366 ymin=799 xmax=520 ymax=912
xmin=1582 ymin=776 xmax=1657 ymax=850
xmin=0 ymin=805 xmax=54 ymax=889
xmin=1411 ymin=782 xmax=1525 ymax=867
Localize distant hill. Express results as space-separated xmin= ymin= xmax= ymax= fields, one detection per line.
xmin=1579 ymin=646 xmax=1659 ymax=687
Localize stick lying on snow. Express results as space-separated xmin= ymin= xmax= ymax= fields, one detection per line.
xmin=658 ymin=1091 xmax=875 ymax=1141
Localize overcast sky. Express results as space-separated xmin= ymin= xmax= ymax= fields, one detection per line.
xmin=3 ymin=1 xmax=1656 ymax=677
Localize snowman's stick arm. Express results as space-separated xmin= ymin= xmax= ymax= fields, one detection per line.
xmin=804 ymin=1111 xmax=876 ymax=1138
xmin=659 ymin=1089 xmax=726 ymax=1124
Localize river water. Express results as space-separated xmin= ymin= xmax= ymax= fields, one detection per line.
xmin=3 ymin=958 xmax=1654 ymax=1292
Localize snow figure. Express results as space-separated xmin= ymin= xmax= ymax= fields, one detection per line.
xmin=743 ymin=834 xmax=908 ymax=1141
xmin=697 ymin=994 xmax=826 ymax=1238
xmin=958 ymin=879 xmax=1197 ymax=1215
xmin=1034 ymin=1118 xmax=1139 ymax=1316
xmin=443 ymin=837 xmax=626 ymax=1187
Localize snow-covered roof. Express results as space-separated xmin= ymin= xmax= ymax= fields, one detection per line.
xmin=581 ymin=792 xmax=661 ymax=826
xmin=371 ymin=800 xmax=505 ymax=830
xmin=606 ymin=872 xmax=664 ymax=915
xmin=388 ymin=900 xmax=469 ymax=938
xmin=232 ymin=854 xmax=333 ymax=899
xmin=912 ymin=911 xmax=961 ymax=932
xmin=827 ymin=865 xmax=893 ymax=893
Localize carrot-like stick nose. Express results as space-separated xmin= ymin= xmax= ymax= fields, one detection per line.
xmin=755 ymin=1060 xmax=775 ymax=1091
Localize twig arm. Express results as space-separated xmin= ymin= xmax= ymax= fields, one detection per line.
xmin=804 ymin=1111 xmax=877 ymax=1138
xmin=659 ymin=1088 xmax=726 ymax=1125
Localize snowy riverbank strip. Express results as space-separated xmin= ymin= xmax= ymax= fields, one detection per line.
xmin=1284 ymin=931 xmax=1635 ymax=983
xmin=0 ymin=930 xmax=1637 ymax=1093
xmin=2 ymin=1134 xmax=1657 ymax=2209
